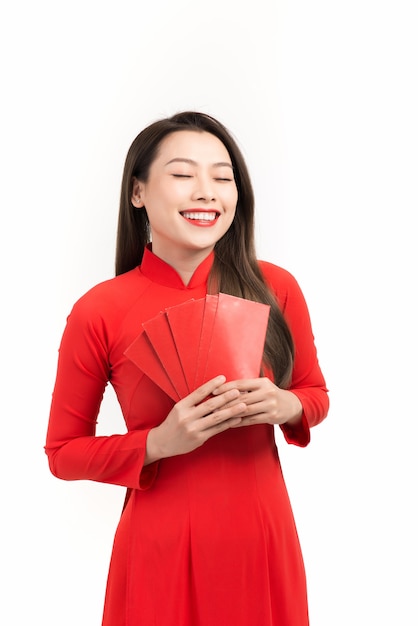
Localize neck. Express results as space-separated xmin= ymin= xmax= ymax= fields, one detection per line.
xmin=151 ymin=244 xmax=213 ymax=286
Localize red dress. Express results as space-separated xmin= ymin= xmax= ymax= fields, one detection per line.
xmin=45 ymin=248 xmax=329 ymax=626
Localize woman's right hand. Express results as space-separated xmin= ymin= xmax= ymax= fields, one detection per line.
xmin=144 ymin=375 xmax=246 ymax=464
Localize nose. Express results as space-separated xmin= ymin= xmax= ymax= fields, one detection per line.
xmin=191 ymin=174 xmax=216 ymax=202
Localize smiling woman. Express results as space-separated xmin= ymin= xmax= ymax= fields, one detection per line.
xmin=45 ymin=111 xmax=329 ymax=626
xmin=130 ymin=130 xmax=238 ymax=280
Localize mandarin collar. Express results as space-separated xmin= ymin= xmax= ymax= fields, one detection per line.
xmin=139 ymin=245 xmax=214 ymax=289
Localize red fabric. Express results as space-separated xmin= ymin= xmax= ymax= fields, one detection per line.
xmin=45 ymin=248 xmax=329 ymax=626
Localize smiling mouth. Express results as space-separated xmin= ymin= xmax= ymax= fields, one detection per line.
xmin=180 ymin=211 xmax=220 ymax=222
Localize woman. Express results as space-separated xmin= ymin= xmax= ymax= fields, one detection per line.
xmin=45 ymin=111 xmax=329 ymax=626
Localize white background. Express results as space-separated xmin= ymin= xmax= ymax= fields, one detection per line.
xmin=1 ymin=1 xmax=417 ymax=624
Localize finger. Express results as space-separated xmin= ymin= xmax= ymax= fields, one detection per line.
xmin=218 ymin=394 xmax=250 ymax=410
xmin=200 ymin=401 xmax=247 ymax=430
xmin=196 ymin=388 xmax=242 ymax=418
xmin=238 ymin=391 xmax=266 ymax=408
xmin=184 ymin=375 xmax=227 ymax=406
xmin=230 ymin=414 xmax=262 ymax=428
xmin=212 ymin=378 xmax=262 ymax=395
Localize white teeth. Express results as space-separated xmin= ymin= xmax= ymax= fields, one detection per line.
xmin=182 ymin=211 xmax=217 ymax=221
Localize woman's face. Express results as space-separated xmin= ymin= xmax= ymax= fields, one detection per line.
xmin=132 ymin=130 xmax=238 ymax=263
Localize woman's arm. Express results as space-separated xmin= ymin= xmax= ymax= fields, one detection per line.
xmin=44 ymin=299 xmax=159 ymax=489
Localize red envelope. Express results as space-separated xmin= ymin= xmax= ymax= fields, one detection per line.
xmin=142 ymin=312 xmax=189 ymax=399
xmin=165 ymin=298 xmax=205 ymax=393
xmin=203 ymin=293 xmax=270 ymax=382
xmin=124 ymin=328 xmax=180 ymax=401
xmin=193 ymin=294 xmax=219 ymax=389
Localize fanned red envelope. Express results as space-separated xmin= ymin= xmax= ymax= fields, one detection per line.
xmin=203 ymin=293 xmax=270 ymax=382
xmin=124 ymin=293 xmax=270 ymax=399
xmin=165 ymin=297 xmax=205 ymax=392
xmin=193 ymin=295 xmax=219 ymax=389
xmin=124 ymin=328 xmax=180 ymax=401
xmin=142 ymin=312 xmax=189 ymax=399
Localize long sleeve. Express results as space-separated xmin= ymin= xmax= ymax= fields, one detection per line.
xmin=45 ymin=287 xmax=158 ymax=490
xmin=259 ymin=261 xmax=329 ymax=447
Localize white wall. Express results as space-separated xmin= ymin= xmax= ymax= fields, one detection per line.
xmin=1 ymin=1 xmax=417 ymax=624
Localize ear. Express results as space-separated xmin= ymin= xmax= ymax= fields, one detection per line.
xmin=131 ymin=178 xmax=145 ymax=208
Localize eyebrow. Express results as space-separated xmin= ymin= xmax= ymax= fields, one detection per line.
xmin=165 ymin=158 xmax=233 ymax=169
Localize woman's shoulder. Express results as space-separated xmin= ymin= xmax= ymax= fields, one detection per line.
xmin=258 ymin=259 xmax=299 ymax=289
xmin=258 ymin=260 xmax=305 ymax=310
xmin=68 ymin=267 xmax=149 ymax=321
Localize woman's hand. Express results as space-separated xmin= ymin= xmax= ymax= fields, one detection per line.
xmin=213 ymin=377 xmax=303 ymax=428
xmin=145 ymin=375 xmax=246 ymax=464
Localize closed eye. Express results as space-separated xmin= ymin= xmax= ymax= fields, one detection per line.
xmin=171 ymin=174 xmax=233 ymax=181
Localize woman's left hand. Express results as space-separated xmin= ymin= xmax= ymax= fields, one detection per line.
xmin=212 ymin=377 xmax=303 ymax=427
